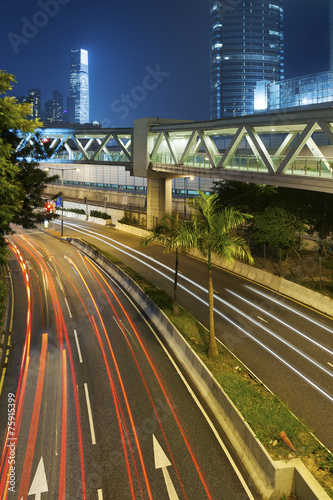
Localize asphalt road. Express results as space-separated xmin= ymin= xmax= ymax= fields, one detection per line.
xmin=53 ymin=217 xmax=333 ymax=454
xmin=0 ymin=227 xmax=259 ymax=499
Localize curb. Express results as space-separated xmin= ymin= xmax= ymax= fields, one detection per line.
xmin=69 ymin=237 xmax=330 ymax=500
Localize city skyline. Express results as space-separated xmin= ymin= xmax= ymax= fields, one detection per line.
xmin=0 ymin=0 xmax=330 ymax=126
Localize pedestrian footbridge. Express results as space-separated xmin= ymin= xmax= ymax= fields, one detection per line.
xmin=18 ymin=107 xmax=333 ymax=228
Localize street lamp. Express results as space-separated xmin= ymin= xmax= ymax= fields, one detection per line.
xmin=44 ymin=167 xmax=80 ymax=236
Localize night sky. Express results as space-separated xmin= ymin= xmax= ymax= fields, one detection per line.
xmin=0 ymin=0 xmax=330 ymax=127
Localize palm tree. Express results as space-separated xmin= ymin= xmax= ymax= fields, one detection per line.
xmin=175 ymin=191 xmax=253 ymax=358
xmin=142 ymin=212 xmax=184 ymax=315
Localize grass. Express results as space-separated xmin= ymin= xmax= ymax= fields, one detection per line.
xmin=85 ymin=242 xmax=333 ymax=497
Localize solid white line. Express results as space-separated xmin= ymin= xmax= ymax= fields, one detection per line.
xmin=97 ymin=489 xmax=103 ymax=499
xmin=84 ymin=383 xmax=96 ymax=445
xmin=64 ymin=297 xmax=72 ymax=318
xmin=74 ymin=329 xmax=83 ymax=363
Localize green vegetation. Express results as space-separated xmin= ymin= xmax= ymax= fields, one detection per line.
xmin=66 ymin=208 xmax=86 ymax=215
xmin=0 ymin=71 xmax=57 ymax=264
xmin=119 ymin=210 xmax=141 ymax=226
xmin=169 ymin=192 xmax=253 ymax=358
xmin=90 ymin=209 xmax=111 ymax=220
xmin=142 ymin=212 xmax=185 ymax=315
xmin=91 ymin=242 xmax=333 ymax=497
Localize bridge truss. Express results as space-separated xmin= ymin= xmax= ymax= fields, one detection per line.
xmin=148 ymin=108 xmax=333 ymax=193
xmin=17 ymin=127 xmax=132 ymax=167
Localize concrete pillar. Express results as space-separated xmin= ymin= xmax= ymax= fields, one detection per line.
xmin=146 ymin=177 xmax=172 ymax=229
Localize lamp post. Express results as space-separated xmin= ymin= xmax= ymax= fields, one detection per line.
xmin=44 ymin=167 xmax=80 ymax=236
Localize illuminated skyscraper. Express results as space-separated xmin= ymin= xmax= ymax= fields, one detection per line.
xmin=69 ymin=48 xmax=89 ymax=124
xmin=28 ymin=88 xmax=41 ymax=119
xmin=209 ymin=0 xmax=284 ymax=119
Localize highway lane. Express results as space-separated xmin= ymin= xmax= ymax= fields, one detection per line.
xmin=0 ymin=228 xmax=258 ymax=499
xmin=56 ymin=218 xmax=333 ymax=452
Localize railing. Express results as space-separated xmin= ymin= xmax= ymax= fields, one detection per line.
xmin=51 ymin=151 xmax=130 ymax=162
xmin=151 ymin=152 xmax=333 ymax=177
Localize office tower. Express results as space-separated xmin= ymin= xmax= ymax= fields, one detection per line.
xmin=64 ymin=96 xmax=75 ymax=123
xmin=44 ymin=99 xmax=54 ymax=122
xmin=209 ymin=0 xmax=284 ymax=119
xmin=69 ymin=48 xmax=89 ymax=124
xmin=53 ymin=90 xmax=63 ymax=122
xmin=28 ymin=88 xmax=41 ymax=119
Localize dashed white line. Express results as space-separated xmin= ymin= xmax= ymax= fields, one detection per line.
xmin=74 ymin=329 xmax=83 ymax=363
xmin=84 ymin=383 xmax=96 ymax=445
xmin=64 ymin=297 xmax=72 ymax=318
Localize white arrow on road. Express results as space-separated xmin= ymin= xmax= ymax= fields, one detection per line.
xmin=153 ymin=435 xmax=179 ymax=500
xmin=27 ymin=457 xmax=48 ymax=499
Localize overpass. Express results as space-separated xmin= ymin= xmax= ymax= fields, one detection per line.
xmin=18 ymin=108 xmax=333 ymax=228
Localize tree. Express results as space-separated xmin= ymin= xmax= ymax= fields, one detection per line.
xmin=252 ymin=206 xmax=306 ymax=257
xmin=213 ymin=180 xmax=277 ymax=214
xmin=0 ymin=71 xmax=57 ymax=262
xmin=175 ymin=192 xmax=253 ymax=358
xmin=142 ymin=213 xmax=185 ymax=315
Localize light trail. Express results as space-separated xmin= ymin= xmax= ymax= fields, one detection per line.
xmin=245 ymin=284 xmax=333 ymax=335
xmin=17 ymin=333 xmax=48 ymax=500
xmin=72 ymin=259 xmax=153 ymax=499
xmin=0 ymin=356 xmax=30 ymax=499
xmin=59 ymin=348 xmax=67 ymax=499
xmin=226 ymin=288 xmax=333 ymax=356
xmin=85 ymin=256 xmax=214 ymax=499
xmin=7 ymin=234 xmax=87 ymax=499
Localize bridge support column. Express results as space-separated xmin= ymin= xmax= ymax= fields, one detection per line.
xmin=146 ymin=177 xmax=172 ymax=229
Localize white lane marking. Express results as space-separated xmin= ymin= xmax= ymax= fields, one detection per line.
xmin=74 ymin=329 xmax=83 ymax=363
xmin=66 ymin=224 xmax=333 ymax=400
xmin=246 ymin=285 xmax=333 ymax=335
xmin=64 ymin=297 xmax=72 ymax=318
xmin=97 ymin=489 xmax=103 ymax=499
xmin=101 ymin=272 xmax=256 ymax=500
xmin=153 ymin=435 xmax=179 ymax=500
xmin=227 ymin=288 xmax=333 ymax=358
xmin=84 ymin=383 xmax=96 ymax=445
xmin=28 ymin=456 xmax=48 ymax=498
xmin=47 ymin=261 xmax=54 ymax=272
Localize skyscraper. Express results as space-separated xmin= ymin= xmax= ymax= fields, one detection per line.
xmin=28 ymin=88 xmax=41 ymax=119
xmin=209 ymin=0 xmax=284 ymax=119
xmin=53 ymin=90 xmax=63 ymax=122
xmin=69 ymin=48 xmax=89 ymax=124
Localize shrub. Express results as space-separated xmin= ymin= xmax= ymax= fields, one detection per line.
xmin=90 ymin=210 xmax=111 ymax=220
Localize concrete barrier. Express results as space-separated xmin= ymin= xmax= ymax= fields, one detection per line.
xmin=62 ymin=211 xmax=112 ymax=225
xmin=69 ymin=238 xmax=330 ymax=500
